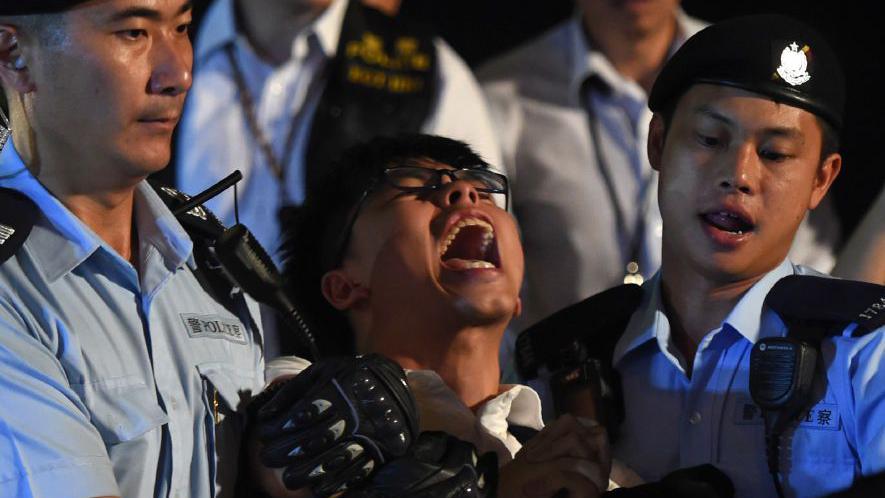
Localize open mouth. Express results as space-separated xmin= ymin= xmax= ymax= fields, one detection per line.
xmin=440 ymin=217 xmax=501 ymax=270
xmin=700 ymin=210 xmax=755 ymax=235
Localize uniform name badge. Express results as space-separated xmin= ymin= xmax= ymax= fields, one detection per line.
xmin=733 ymin=396 xmax=841 ymax=431
xmin=181 ymin=313 xmax=248 ymax=345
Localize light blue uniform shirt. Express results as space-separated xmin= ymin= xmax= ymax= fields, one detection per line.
xmin=0 ymin=142 xmax=264 ymax=498
xmin=612 ymin=259 xmax=885 ymax=497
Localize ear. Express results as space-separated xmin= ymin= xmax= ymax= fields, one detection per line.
xmin=647 ymin=113 xmax=667 ymax=172
xmin=808 ymin=152 xmax=842 ymax=210
xmin=0 ymin=25 xmax=35 ymax=94
xmin=321 ymin=269 xmax=370 ymax=311
xmin=513 ymin=296 xmax=522 ymax=318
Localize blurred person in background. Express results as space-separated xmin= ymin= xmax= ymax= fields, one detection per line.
xmin=176 ymin=0 xmax=500 ymax=259
xmin=833 ymin=185 xmax=885 ymax=284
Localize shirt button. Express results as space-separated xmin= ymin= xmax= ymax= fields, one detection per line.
xmin=689 ymin=412 xmax=702 ymax=425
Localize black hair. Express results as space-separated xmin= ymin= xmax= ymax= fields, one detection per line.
xmin=280 ymin=133 xmax=490 ymax=356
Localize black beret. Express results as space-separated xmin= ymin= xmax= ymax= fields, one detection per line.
xmin=0 ymin=1 xmax=90 ymax=15
xmin=649 ymin=14 xmax=845 ymax=131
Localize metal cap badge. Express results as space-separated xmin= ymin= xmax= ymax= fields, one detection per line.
xmin=649 ymin=14 xmax=845 ymax=131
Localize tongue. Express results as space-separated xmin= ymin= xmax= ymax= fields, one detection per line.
xmin=443 ymin=226 xmax=489 ymax=262
xmin=705 ymin=212 xmax=750 ymax=233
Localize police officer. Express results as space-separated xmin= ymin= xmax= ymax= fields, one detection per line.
xmin=604 ymin=14 xmax=883 ymax=498
xmin=0 ymin=7 xmax=498 ymax=498
xmin=519 ymin=14 xmax=884 ymax=498
xmin=0 ymin=2 xmax=267 ymax=496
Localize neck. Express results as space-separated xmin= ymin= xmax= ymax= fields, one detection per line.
xmin=9 ymin=96 xmax=36 ymax=170
xmin=56 ymin=190 xmax=139 ymax=264
xmin=30 ymin=152 xmax=139 ymax=265
xmin=582 ymin=11 xmax=677 ymax=93
xmin=370 ymin=320 xmax=505 ymax=410
xmin=8 ymin=93 xmax=140 ymax=265
xmin=660 ymin=254 xmax=766 ymax=365
xmin=234 ymin=0 xmax=328 ymax=65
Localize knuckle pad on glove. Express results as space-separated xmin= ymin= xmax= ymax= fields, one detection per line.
xmin=341 ymin=432 xmax=495 ymax=498
xmin=257 ymin=355 xmax=420 ymax=496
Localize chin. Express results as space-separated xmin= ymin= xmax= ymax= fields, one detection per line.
xmin=694 ymin=251 xmax=774 ymax=282
xmin=451 ymin=294 xmax=517 ymax=327
xmin=120 ymin=149 xmax=171 ymax=177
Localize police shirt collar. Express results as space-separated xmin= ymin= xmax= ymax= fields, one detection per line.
xmin=196 ymin=0 xmax=348 ymax=61
xmin=0 ymin=140 xmax=28 ymax=180
xmin=612 ymin=270 xmax=667 ymax=366
xmin=721 ymin=258 xmax=795 ymax=344
xmin=613 ymin=259 xmax=796 ymax=365
xmin=0 ymin=139 xmax=193 ymax=280
xmin=134 ymin=182 xmax=195 ymax=272
xmin=0 ymin=141 xmax=100 ymax=281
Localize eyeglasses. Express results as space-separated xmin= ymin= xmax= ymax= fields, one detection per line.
xmin=328 ymin=166 xmax=510 ymax=268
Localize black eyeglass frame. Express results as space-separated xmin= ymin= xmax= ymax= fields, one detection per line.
xmin=327 ymin=166 xmax=510 ymax=269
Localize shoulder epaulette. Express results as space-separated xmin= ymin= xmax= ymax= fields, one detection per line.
xmin=149 ymin=181 xmax=243 ymax=312
xmin=766 ymin=274 xmax=885 ymax=337
xmin=0 ymin=187 xmax=38 ymax=265
xmin=149 ymin=181 xmax=226 ymax=241
xmin=516 ymin=284 xmax=643 ymax=380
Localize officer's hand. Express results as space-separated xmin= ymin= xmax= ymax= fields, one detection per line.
xmin=343 ymin=431 xmax=497 ymax=498
xmin=499 ymin=414 xmax=609 ymax=498
xmin=253 ymin=354 xmax=420 ymax=497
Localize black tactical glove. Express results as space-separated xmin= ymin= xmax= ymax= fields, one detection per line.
xmin=253 ymin=354 xmax=419 ymax=496
xmin=344 ymin=431 xmax=498 ymax=498
xmin=605 ymin=464 xmax=735 ymax=498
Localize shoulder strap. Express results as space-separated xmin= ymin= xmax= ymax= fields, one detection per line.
xmin=765 ymin=274 xmax=885 ymax=343
xmin=304 ymin=1 xmax=437 ymax=193
xmin=0 ymin=187 xmax=39 ymax=265
xmin=516 ymin=284 xmax=644 ymax=380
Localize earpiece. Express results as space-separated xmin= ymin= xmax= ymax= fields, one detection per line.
xmin=2 ymin=56 xmax=24 ymax=71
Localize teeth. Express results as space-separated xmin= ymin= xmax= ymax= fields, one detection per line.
xmin=446 ymin=258 xmax=496 ymax=269
xmin=440 ymin=218 xmax=494 ymax=257
xmin=467 ymin=261 xmax=495 ymax=269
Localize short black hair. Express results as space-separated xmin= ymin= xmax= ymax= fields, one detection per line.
xmin=280 ymin=133 xmax=490 ymax=356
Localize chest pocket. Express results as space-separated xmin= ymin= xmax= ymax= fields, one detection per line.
xmin=197 ymin=363 xmax=258 ymax=498
xmin=75 ymin=375 xmax=168 ymax=445
xmin=787 ymin=401 xmax=855 ymax=464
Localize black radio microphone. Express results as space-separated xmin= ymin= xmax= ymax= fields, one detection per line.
xmin=215 ymin=223 xmax=321 ymax=361
xmin=172 ymin=170 xmax=243 ymax=217
xmin=750 ymin=337 xmax=818 ymax=498
xmin=162 ymin=170 xmax=322 ymax=361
